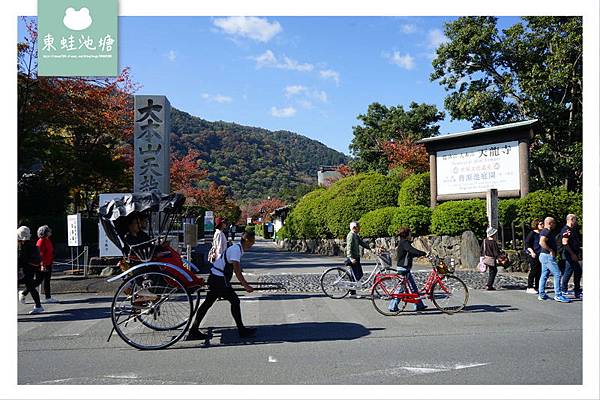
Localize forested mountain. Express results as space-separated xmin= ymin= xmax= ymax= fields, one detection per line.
xmin=170 ymin=108 xmax=348 ymax=201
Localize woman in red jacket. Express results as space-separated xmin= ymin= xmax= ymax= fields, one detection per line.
xmin=36 ymin=225 xmax=58 ymax=303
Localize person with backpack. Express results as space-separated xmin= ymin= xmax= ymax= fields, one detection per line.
xmin=524 ymin=219 xmax=544 ymax=294
xmin=538 ymin=217 xmax=571 ymax=303
xmin=207 ymin=217 xmax=228 ymax=263
xmin=186 ymin=231 xmax=257 ymax=341
xmin=558 ymin=214 xmax=582 ymax=299
xmin=17 ymin=226 xmax=44 ymax=314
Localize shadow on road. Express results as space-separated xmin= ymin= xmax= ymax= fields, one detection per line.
xmin=463 ymin=304 xmax=519 ymax=313
xmin=176 ymin=322 xmax=381 ymax=349
xmin=18 ymin=306 xmax=111 ymax=322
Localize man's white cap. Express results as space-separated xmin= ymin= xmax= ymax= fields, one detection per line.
xmin=349 ymin=221 xmax=359 ymax=230
xmin=17 ymin=226 xmax=31 ymax=241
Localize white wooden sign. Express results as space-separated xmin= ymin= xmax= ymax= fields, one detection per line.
xmin=67 ymin=213 xmax=82 ymax=247
xmin=98 ymin=193 xmax=128 ymax=257
xmin=436 ymin=140 xmax=520 ymax=195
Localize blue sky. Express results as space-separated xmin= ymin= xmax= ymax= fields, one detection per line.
xmin=19 ymin=16 xmax=522 ymax=155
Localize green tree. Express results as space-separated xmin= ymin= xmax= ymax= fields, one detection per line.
xmin=431 ymin=16 xmax=582 ymax=191
xmin=349 ymin=102 xmax=444 ymax=173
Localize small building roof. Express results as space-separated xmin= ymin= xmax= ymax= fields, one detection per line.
xmin=269 ymin=205 xmax=292 ymax=217
xmin=417 ymin=119 xmax=538 ymax=144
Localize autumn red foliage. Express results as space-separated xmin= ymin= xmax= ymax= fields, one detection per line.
xmin=380 ymin=139 xmax=429 ymax=176
xmin=241 ymin=198 xmax=287 ymax=223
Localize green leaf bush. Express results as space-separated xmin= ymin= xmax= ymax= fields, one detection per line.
xmin=430 ymin=199 xmax=487 ymax=237
xmin=397 ymin=172 xmax=430 ymax=207
xmin=516 ymin=189 xmax=582 ymax=227
xmin=388 ymin=205 xmax=433 ymax=237
xmin=359 ymin=207 xmax=398 ymax=238
xmin=324 ymin=172 xmax=402 ymax=238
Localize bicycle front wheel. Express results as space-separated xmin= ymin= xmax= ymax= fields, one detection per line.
xmin=430 ymin=275 xmax=469 ymax=314
xmin=111 ymin=271 xmax=193 ymax=350
xmin=320 ymin=267 xmax=352 ymax=299
xmin=371 ymin=275 xmax=407 ymax=316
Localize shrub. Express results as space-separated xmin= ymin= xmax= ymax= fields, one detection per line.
xmin=397 ymin=172 xmax=430 ymax=207
xmin=498 ymin=199 xmax=520 ymax=226
xmin=517 ymin=189 xmax=583 ymax=227
xmin=324 ymin=172 xmax=403 ymax=238
xmin=254 ymin=224 xmax=264 ymax=237
xmin=359 ymin=207 xmax=398 ymax=238
xmin=285 ymin=188 xmax=329 ymax=239
xmin=275 ymin=225 xmax=289 ymax=240
xmin=430 ymin=199 xmax=487 ymax=237
xmin=388 ymin=205 xmax=432 ymax=237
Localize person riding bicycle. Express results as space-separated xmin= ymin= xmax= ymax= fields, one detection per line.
xmin=186 ymin=231 xmax=257 ymax=341
xmin=389 ymin=227 xmax=428 ymax=312
xmin=346 ymin=221 xmax=371 ymax=298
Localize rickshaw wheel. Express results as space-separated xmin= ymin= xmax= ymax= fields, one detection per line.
xmin=111 ymin=271 xmax=193 ymax=350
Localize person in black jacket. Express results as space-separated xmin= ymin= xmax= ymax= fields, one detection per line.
xmin=389 ymin=227 xmax=427 ymax=312
xmin=17 ymin=226 xmax=44 ymax=314
xmin=524 ymin=219 xmax=544 ymax=294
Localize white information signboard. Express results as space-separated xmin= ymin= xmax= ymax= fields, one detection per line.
xmin=99 ymin=193 xmax=128 ymax=257
xmin=67 ymin=213 xmax=82 ymax=247
xmin=204 ymin=211 xmax=214 ymax=232
xmin=436 ymin=140 xmax=520 ymax=195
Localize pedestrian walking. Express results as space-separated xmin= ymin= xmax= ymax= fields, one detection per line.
xmin=346 ymin=221 xmax=371 ymax=298
xmin=22 ymin=225 xmax=58 ymax=303
xmin=389 ymin=227 xmax=428 ymax=312
xmin=207 ymin=217 xmax=228 ymax=263
xmin=17 ymin=226 xmax=44 ymax=314
xmin=186 ymin=231 xmax=257 ymax=341
xmin=524 ymin=219 xmax=544 ymax=294
xmin=538 ymin=217 xmax=571 ymax=303
xmin=34 ymin=225 xmax=58 ymax=303
xmin=481 ymin=226 xmax=502 ymax=290
xmin=558 ymin=214 xmax=582 ymax=299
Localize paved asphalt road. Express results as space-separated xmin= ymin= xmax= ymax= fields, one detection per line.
xmin=18 ymin=239 xmax=582 ymax=385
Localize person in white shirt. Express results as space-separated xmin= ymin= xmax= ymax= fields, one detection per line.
xmin=187 ymin=231 xmax=256 ymax=340
xmin=208 ymin=217 xmax=228 ymax=263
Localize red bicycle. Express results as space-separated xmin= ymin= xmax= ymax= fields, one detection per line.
xmin=371 ymin=254 xmax=469 ymax=316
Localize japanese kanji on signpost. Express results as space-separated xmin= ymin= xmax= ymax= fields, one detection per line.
xmin=133 ymin=95 xmax=171 ymax=193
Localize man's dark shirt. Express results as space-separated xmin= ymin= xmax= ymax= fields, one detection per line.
xmin=539 ymin=228 xmax=557 ymax=254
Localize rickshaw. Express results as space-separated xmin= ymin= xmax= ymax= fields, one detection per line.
xmin=100 ymin=191 xmax=281 ymax=350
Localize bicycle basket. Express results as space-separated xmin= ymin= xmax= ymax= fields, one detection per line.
xmin=436 ymin=259 xmax=455 ymax=275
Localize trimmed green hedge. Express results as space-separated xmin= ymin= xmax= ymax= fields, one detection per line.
xmin=498 ymin=199 xmax=520 ymax=226
xmin=388 ymin=205 xmax=432 ymax=237
xmin=516 ymin=189 xmax=582 ymax=227
xmin=324 ymin=172 xmax=402 ymax=238
xmin=284 ymin=188 xmax=329 ymax=239
xmin=359 ymin=207 xmax=398 ymax=238
xmin=397 ymin=172 xmax=430 ymax=207
xmin=430 ymin=199 xmax=487 ymax=237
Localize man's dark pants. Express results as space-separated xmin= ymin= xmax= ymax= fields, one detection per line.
xmin=560 ymin=255 xmax=582 ymax=295
xmin=347 ymin=259 xmax=364 ymax=295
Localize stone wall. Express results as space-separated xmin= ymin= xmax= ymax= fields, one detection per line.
xmin=275 ymin=231 xmax=530 ymax=272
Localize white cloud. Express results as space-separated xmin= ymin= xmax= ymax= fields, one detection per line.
xmin=298 ymin=100 xmax=313 ymax=109
xmin=313 ymin=90 xmax=328 ymax=103
xmin=284 ymin=85 xmax=307 ymax=97
xmin=63 ymin=7 xmax=92 ymax=31
xmin=319 ymin=69 xmax=340 ymax=85
xmin=201 ymin=93 xmax=233 ymax=104
xmin=271 ymin=106 xmax=296 ymax=118
xmin=251 ymin=50 xmax=313 ymax=72
xmin=167 ymin=50 xmax=176 ymax=62
xmin=212 ymin=16 xmax=282 ymax=42
xmin=427 ymin=28 xmax=449 ymax=49
xmin=401 ymin=23 xmax=417 ymax=34
xmin=385 ymin=51 xmax=415 ymax=70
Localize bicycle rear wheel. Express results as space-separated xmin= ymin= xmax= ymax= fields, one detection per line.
xmin=320 ymin=267 xmax=352 ymax=299
xmin=430 ymin=274 xmax=469 ymax=314
xmin=111 ymin=271 xmax=193 ymax=350
xmin=371 ymin=275 xmax=407 ymax=316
